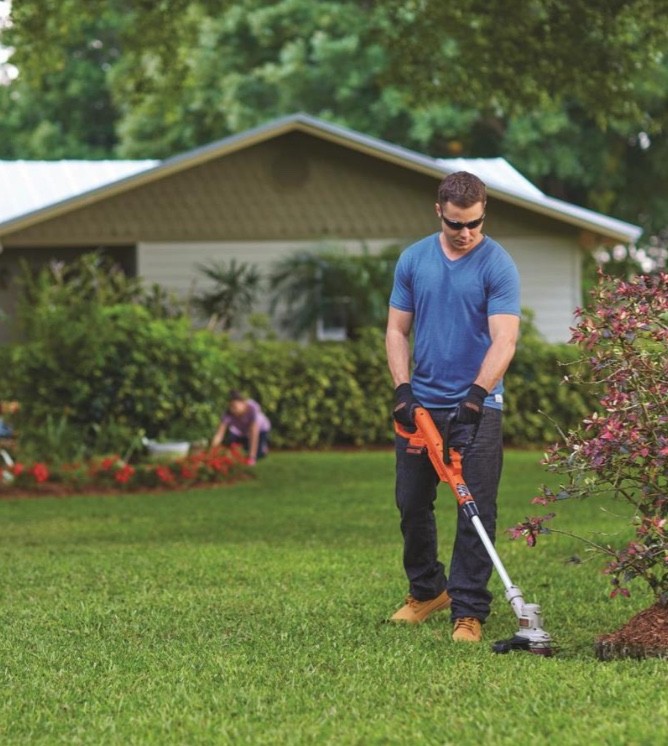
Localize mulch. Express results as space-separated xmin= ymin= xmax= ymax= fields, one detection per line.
xmin=595 ymin=602 xmax=668 ymax=661
xmin=0 ymin=478 xmax=252 ymax=500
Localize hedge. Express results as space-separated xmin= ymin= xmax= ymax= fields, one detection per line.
xmin=2 ymin=309 xmax=597 ymax=459
xmin=231 ymin=326 xmax=597 ymax=450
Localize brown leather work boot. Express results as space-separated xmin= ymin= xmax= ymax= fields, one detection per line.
xmin=389 ymin=590 xmax=451 ymax=623
xmin=452 ymin=617 xmax=483 ymax=642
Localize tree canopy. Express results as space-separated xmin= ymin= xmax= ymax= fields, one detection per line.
xmin=2 ymin=0 xmax=667 ymax=249
xmin=379 ymin=0 xmax=668 ymax=129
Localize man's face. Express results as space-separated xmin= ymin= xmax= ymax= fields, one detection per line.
xmin=435 ymin=201 xmax=486 ymax=254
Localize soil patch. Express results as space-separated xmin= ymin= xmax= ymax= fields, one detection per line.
xmin=595 ymin=602 xmax=668 ymax=661
xmin=0 ymin=478 xmax=251 ymax=501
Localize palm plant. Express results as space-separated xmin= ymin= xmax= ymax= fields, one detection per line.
xmin=268 ymin=244 xmax=400 ymax=340
xmin=192 ymin=259 xmax=263 ymax=332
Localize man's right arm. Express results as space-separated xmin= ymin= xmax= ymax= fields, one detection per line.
xmin=386 ymin=307 xmax=414 ymax=386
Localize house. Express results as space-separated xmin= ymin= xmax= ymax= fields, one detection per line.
xmin=0 ymin=113 xmax=642 ymax=344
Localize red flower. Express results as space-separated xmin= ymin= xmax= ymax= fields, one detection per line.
xmin=208 ymin=456 xmax=230 ymax=473
xmin=114 ymin=464 xmax=135 ymax=484
xmin=32 ymin=463 xmax=49 ymax=483
xmin=156 ymin=466 xmax=175 ymax=484
xmin=229 ymin=443 xmax=246 ymax=463
xmin=12 ymin=462 xmax=24 ymax=477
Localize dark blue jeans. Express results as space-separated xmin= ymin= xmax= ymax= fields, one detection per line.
xmin=224 ymin=431 xmax=269 ymax=459
xmin=394 ymin=407 xmax=503 ymax=622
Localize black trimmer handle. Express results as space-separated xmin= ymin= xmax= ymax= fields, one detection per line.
xmin=443 ymin=410 xmax=481 ymax=462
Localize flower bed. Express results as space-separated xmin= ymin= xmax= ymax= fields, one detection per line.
xmin=0 ymin=445 xmax=252 ymax=496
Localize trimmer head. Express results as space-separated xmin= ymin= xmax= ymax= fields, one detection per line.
xmin=492 ymin=601 xmax=555 ymax=656
xmin=492 ymin=634 xmax=555 ymax=656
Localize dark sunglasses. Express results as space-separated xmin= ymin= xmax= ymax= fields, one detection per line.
xmin=440 ymin=213 xmax=485 ymax=231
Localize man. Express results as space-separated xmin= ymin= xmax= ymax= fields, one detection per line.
xmin=386 ymin=171 xmax=521 ymax=643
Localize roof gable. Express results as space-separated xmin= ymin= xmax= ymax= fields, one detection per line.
xmin=0 ymin=113 xmax=641 ymax=242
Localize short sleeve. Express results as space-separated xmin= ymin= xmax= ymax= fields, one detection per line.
xmin=487 ymin=256 xmax=521 ymax=317
xmin=389 ymin=252 xmax=414 ymax=312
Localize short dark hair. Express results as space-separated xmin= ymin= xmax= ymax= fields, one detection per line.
xmin=228 ymin=389 xmax=244 ymax=402
xmin=437 ymin=171 xmax=487 ymax=208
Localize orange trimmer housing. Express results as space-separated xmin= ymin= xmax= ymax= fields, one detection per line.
xmin=394 ymin=406 xmax=474 ymax=508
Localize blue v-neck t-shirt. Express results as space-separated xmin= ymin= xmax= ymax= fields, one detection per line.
xmin=389 ymin=232 xmax=521 ymax=409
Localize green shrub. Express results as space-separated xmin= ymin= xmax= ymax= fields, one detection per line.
xmin=504 ymin=313 xmax=599 ymax=447
xmin=14 ymin=251 xmax=185 ymax=334
xmin=514 ymin=272 xmax=668 ymax=603
xmin=228 ymin=336 xmax=378 ymax=448
xmin=5 ymin=304 xmax=237 ymax=457
xmin=0 ymin=343 xmax=12 ymax=401
xmin=9 ymin=414 xmax=88 ymax=466
xmin=3 ymin=297 xmax=598 ymax=455
xmin=268 ymin=245 xmax=400 ymax=341
xmin=227 ymin=323 xmax=595 ymax=449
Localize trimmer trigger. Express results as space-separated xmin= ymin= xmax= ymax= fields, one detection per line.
xmin=406 ymin=446 xmax=427 ymax=455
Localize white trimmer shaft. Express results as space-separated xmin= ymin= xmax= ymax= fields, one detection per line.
xmin=468 ymin=512 xmax=554 ymax=655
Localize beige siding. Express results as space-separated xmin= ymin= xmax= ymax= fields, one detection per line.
xmin=138 ymin=239 xmax=395 ymax=291
xmin=504 ymin=237 xmax=581 ymax=343
xmin=137 ymin=239 xmax=398 ymax=335
xmin=138 ymin=235 xmax=581 ymax=343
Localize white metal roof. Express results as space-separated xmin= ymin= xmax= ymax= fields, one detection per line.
xmin=437 ymin=156 xmax=641 ymax=242
xmin=437 ymin=157 xmax=545 ymax=199
xmin=0 ymin=159 xmax=158 ymax=223
xmin=0 ymin=113 xmax=642 ymax=243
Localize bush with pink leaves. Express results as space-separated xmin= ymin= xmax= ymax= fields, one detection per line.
xmin=511 ymin=272 xmax=668 ymax=603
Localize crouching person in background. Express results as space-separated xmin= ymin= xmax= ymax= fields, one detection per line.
xmin=211 ymin=390 xmax=271 ymax=466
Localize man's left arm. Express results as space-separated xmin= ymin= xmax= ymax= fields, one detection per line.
xmin=456 ymin=314 xmax=519 ymax=423
xmin=473 ymin=313 xmax=520 ymax=393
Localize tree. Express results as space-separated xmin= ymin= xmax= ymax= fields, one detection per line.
xmin=9 ymin=1 xmax=666 ymax=149
xmin=0 ymin=1 xmax=122 ymax=158
xmin=109 ymin=0 xmax=454 ymax=158
xmin=378 ymin=1 xmax=668 ymax=243
xmin=378 ymin=0 xmax=668 ymax=132
xmin=0 ymin=1 xmax=479 ymax=158
xmin=3 ymin=1 xmax=667 ymax=242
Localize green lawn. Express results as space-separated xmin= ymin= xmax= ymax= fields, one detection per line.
xmin=0 ymin=449 xmax=665 ymax=745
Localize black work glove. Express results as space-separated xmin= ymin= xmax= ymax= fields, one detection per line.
xmin=393 ymin=383 xmax=422 ymax=428
xmin=455 ymin=383 xmax=488 ymax=425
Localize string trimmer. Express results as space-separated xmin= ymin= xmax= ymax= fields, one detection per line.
xmin=395 ymin=407 xmax=555 ymax=656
